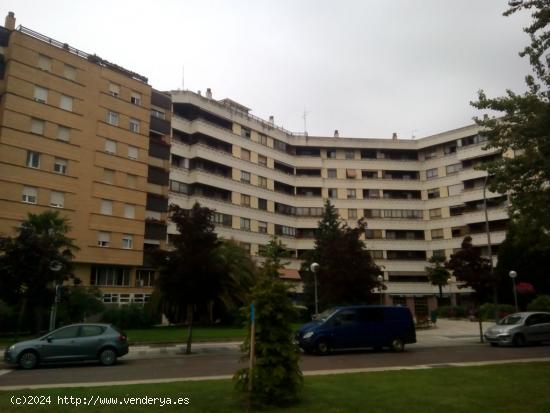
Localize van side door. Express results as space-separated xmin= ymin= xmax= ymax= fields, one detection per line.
xmin=328 ymin=309 xmax=360 ymax=349
xmin=358 ymin=307 xmax=385 ymax=347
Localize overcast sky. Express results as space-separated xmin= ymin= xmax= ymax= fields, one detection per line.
xmin=2 ymin=0 xmax=533 ymax=139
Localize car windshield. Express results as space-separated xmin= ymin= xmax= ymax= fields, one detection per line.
xmin=314 ymin=308 xmax=337 ymax=322
xmin=498 ymin=315 xmax=523 ymax=325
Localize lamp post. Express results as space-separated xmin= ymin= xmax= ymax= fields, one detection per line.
xmin=48 ymin=260 xmax=63 ymax=331
xmin=377 ymin=275 xmax=384 ymax=305
xmin=509 ymin=270 xmax=518 ymax=313
xmin=483 ymin=174 xmax=499 ymax=323
xmin=310 ymin=262 xmax=320 ymax=315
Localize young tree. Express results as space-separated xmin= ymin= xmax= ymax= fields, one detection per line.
xmin=301 ymin=200 xmax=382 ymax=311
xmin=0 ymin=211 xmax=77 ymax=333
xmin=235 ymin=237 xmax=302 ymax=408
xmin=425 ymin=255 xmax=450 ymax=299
xmin=472 ymin=2 xmax=550 ymax=230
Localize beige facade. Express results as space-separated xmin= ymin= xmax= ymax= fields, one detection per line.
xmin=0 ymin=15 xmax=158 ymax=304
xmin=168 ymin=90 xmax=508 ymax=313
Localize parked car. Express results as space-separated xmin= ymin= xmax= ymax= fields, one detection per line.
xmin=295 ymin=305 xmax=416 ymax=354
xmin=484 ymin=312 xmax=550 ymax=347
xmin=4 ymin=323 xmax=128 ymax=369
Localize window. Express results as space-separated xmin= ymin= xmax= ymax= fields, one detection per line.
xmin=124 ymin=204 xmax=135 ymax=219
xmin=63 ymin=64 xmax=76 ymax=80
xmin=126 ymin=174 xmax=137 ymax=188
xmin=258 ymin=198 xmax=267 ymax=210
xmin=60 ymin=95 xmax=73 ymax=111
xmin=108 ymin=83 xmax=120 ymax=97
xmin=34 ymin=86 xmax=48 ymax=103
xmin=91 ymin=266 xmax=130 ymax=286
xmin=371 ymin=250 xmax=384 ymax=259
xmin=258 ymin=176 xmax=267 ymax=188
xmin=100 ymin=199 xmax=113 ymax=215
xmin=241 ymin=171 xmax=251 ymax=184
xmin=122 ymin=234 xmax=133 ymax=249
xmin=258 ymin=221 xmax=268 ymax=234
xmin=151 ymin=109 xmax=165 ymax=119
xmin=241 ymin=149 xmax=251 ymax=161
xmin=427 ymin=188 xmax=440 ymax=199
xmin=424 ymin=150 xmax=438 ymax=160
xmin=241 ymin=127 xmax=251 ymax=139
xmin=49 ymin=326 xmax=80 ymax=340
xmin=131 ymin=92 xmax=141 ymax=105
xmin=328 ymin=188 xmax=338 ymax=199
xmin=212 ymin=212 xmax=232 ymax=227
xmin=98 ymin=232 xmax=110 ymax=247
xmin=26 ymin=151 xmax=40 ymax=168
xmin=107 ymin=111 xmax=119 ymax=126
xmin=50 ymin=191 xmax=64 ymax=208
xmin=128 ymin=145 xmax=138 ymax=159
xmin=136 ymin=270 xmax=155 ymax=287
xmin=129 ymin=118 xmax=140 ymax=133
xmin=105 ymin=139 xmax=116 ymax=154
xmin=57 ymin=125 xmax=70 ymax=141
xmin=345 ymin=150 xmax=355 ymax=160
xmin=448 ymin=183 xmax=464 ymax=196
xmin=103 ymin=168 xmax=115 ymax=184
xmin=365 ymin=229 xmax=383 ymax=239
xmin=431 ymin=229 xmax=444 ymax=239
xmin=240 ymin=218 xmax=251 ymax=231
xmin=327 ymin=169 xmax=337 ymax=179
xmin=348 ymin=209 xmax=357 ymax=219
xmin=258 ymin=155 xmax=267 ymax=167
xmin=327 ymin=149 xmax=336 ymax=159
xmin=241 ymin=194 xmax=250 ymax=207
xmin=22 ymin=186 xmax=37 ymax=204
xmin=444 ymin=145 xmax=457 ymax=155
xmin=426 ymin=168 xmax=438 ymax=179
xmin=170 ymin=180 xmax=189 ymax=194
xmin=347 ymin=188 xmax=356 ymax=199
xmin=429 ymin=208 xmax=442 ymax=219
xmin=53 ymin=158 xmax=67 ymax=174
xmin=432 ymin=249 xmax=446 ymax=259
xmin=37 ymin=54 xmax=51 ymax=71
xmin=259 ymin=134 xmax=268 ymax=146
xmin=275 ymin=225 xmax=296 ymax=237
xmin=446 ymin=163 xmax=462 ymax=175
xmin=30 ymin=118 xmax=44 ymax=135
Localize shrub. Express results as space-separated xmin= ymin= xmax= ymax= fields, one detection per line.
xmin=100 ymin=304 xmax=154 ymax=329
xmin=56 ymin=286 xmax=105 ymax=325
xmin=435 ymin=305 xmax=468 ymax=318
xmin=527 ymin=295 xmax=550 ymax=312
xmin=0 ymin=300 xmax=17 ymax=333
xmin=479 ymin=303 xmax=516 ymax=320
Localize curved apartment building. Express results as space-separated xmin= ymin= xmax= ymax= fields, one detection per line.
xmin=168 ymin=90 xmax=508 ymax=314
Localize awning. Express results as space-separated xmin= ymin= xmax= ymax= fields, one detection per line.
xmin=278 ymin=268 xmax=301 ymax=280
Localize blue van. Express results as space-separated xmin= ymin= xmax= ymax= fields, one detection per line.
xmin=296 ymin=305 xmax=416 ymax=354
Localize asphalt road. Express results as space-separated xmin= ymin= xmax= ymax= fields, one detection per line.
xmin=1 ymin=344 xmax=549 ymax=389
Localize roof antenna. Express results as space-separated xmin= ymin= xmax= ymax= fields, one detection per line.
xmin=303 ymin=109 xmax=309 ymax=135
xmin=181 ymin=66 xmax=185 ymax=90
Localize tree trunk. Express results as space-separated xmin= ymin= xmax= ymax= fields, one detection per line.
xmin=438 ymin=284 xmax=443 ymax=299
xmin=477 ymin=307 xmax=484 ymax=343
xmin=185 ymin=303 xmax=194 ymax=355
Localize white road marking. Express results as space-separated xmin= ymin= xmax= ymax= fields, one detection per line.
xmin=0 ymin=369 xmax=12 ymax=377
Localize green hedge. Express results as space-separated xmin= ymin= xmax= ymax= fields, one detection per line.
xmin=435 ymin=305 xmax=469 ymax=318
xmin=479 ymin=303 xmax=516 ymax=320
xmin=527 ymin=295 xmax=550 ymax=312
xmin=100 ymin=304 xmax=154 ymax=329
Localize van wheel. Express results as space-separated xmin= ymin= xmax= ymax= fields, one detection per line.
xmin=99 ymin=348 xmax=117 ymax=366
xmin=390 ymin=339 xmax=405 ymax=352
xmin=315 ymin=340 xmax=331 ymax=355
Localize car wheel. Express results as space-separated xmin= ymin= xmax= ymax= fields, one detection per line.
xmin=390 ymin=339 xmax=405 ymax=352
xmin=99 ymin=348 xmax=117 ymax=366
xmin=512 ymin=334 xmax=525 ymax=347
xmin=315 ymin=340 xmax=331 ymax=355
xmin=19 ymin=351 xmax=39 ymax=369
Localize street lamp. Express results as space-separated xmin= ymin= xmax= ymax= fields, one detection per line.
xmin=48 ymin=260 xmax=63 ymax=331
xmin=509 ymin=270 xmax=518 ymax=313
xmin=377 ymin=275 xmax=384 ymax=305
xmin=310 ymin=262 xmax=320 ymax=315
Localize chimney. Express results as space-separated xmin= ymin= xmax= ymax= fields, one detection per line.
xmin=206 ymin=88 xmax=212 ymax=99
xmin=269 ymin=116 xmax=274 ymax=124
xmin=197 ymin=90 xmax=202 ymax=96
xmin=392 ymin=132 xmax=398 ymax=140
xmin=5 ymin=12 xmax=15 ymax=31
xmin=334 ymin=129 xmax=339 ymax=138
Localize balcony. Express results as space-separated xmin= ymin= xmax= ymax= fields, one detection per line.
xmin=150 ymin=116 xmax=171 ymax=135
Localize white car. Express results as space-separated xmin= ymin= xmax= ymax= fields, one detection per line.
xmin=484 ymin=312 xmax=550 ymax=347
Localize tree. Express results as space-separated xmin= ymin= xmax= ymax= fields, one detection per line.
xmin=155 ymin=203 xmax=255 ymax=354
xmin=235 ymin=237 xmax=302 ymax=408
xmin=0 ymin=211 xmax=78 ymax=333
xmin=471 ymin=1 xmax=550 ymax=230
xmin=301 ymin=200 xmax=382 ymax=310
xmin=56 ymin=286 xmax=105 ymax=325
xmin=425 ymin=255 xmax=450 ymax=299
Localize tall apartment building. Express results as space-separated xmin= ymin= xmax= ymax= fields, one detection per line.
xmin=168 ymin=90 xmax=508 ymax=315
xmin=0 ymin=13 xmax=170 ymax=305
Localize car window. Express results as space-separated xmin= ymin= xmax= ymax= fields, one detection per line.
xmin=498 ymin=315 xmax=523 ymax=325
xmin=48 ymin=325 xmax=80 ymax=340
xmin=539 ymin=314 xmax=550 ymax=324
xmin=334 ymin=310 xmax=356 ymax=325
xmin=526 ymin=314 xmax=543 ymax=326
xmin=80 ymin=325 xmax=105 ymax=337
xmin=358 ymin=308 xmax=384 ymax=322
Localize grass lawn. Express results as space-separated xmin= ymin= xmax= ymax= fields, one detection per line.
xmin=0 ymin=363 xmax=549 ymax=412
